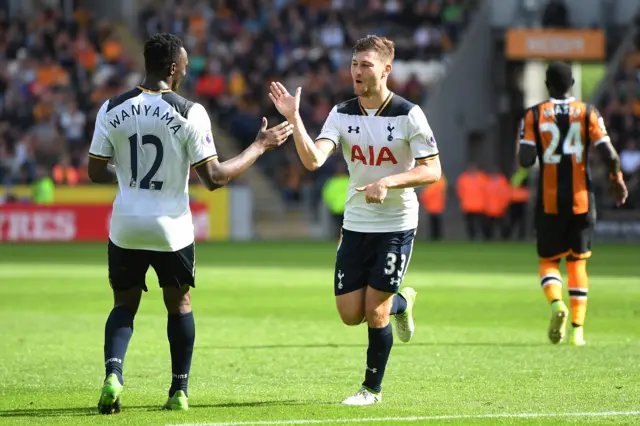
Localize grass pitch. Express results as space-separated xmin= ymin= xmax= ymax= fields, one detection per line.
xmin=0 ymin=241 xmax=639 ymax=425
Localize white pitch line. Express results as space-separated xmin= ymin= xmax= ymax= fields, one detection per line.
xmin=168 ymin=410 xmax=640 ymax=426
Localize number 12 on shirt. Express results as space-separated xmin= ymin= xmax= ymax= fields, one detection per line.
xmin=128 ymin=133 xmax=164 ymax=190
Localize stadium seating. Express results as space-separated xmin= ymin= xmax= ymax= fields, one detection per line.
xmin=598 ymin=29 xmax=640 ymax=209
xmin=2 ymin=1 xmax=636 ymax=214
xmin=0 ymin=6 xmax=139 ymax=186
xmin=142 ymin=1 xmax=474 ymax=203
xmin=2 ymin=1 xmax=476 ymax=197
xmin=136 ymin=0 xmax=478 ymax=208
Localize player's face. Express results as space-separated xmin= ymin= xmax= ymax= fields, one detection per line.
xmin=171 ymin=47 xmax=188 ymax=91
xmin=351 ymin=50 xmax=390 ymax=97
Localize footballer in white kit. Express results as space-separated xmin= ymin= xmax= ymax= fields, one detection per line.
xmin=90 ymin=86 xmax=216 ymax=253
xmin=270 ymin=35 xmax=442 ymax=405
xmin=88 ymin=33 xmax=293 ymax=415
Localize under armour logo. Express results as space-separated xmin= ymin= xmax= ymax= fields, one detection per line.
xmin=387 ymin=124 xmax=395 ymax=141
xmin=348 ymin=126 xmax=360 ymax=134
xmin=390 ymin=277 xmax=401 ymax=287
xmin=366 ymin=365 xmax=378 ymax=374
xmin=337 ymin=270 xmax=345 ymax=290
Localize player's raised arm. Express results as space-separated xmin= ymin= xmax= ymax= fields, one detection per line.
xmin=187 ymin=103 xmax=293 ymax=191
xmin=269 ymin=82 xmax=335 ymax=171
xmin=88 ymin=101 xmax=117 ymax=184
xmin=589 ymin=108 xmax=628 ymax=206
xmin=193 ymin=119 xmax=294 ymax=191
xmin=518 ymin=109 xmax=537 ymax=168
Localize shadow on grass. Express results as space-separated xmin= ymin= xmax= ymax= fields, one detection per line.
xmin=0 ymin=399 xmax=332 ymax=418
xmin=0 ymin=406 xmax=151 ymax=418
xmin=201 ymin=341 xmax=545 ymax=351
xmin=192 ymin=400 xmax=335 ymax=409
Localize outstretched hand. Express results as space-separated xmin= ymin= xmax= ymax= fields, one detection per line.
xmin=269 ymin=82 xmax=301 ymax=120
xmin=255 ymin=117 xmax=294 ymax=151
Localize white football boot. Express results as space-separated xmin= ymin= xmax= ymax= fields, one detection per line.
xmin=341 ymin=387 xmax=381 ymax=406
xmin=394 ymin=287 xmax=417 ymax=343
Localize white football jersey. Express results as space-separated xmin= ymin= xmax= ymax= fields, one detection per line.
xmin=89 ymin=86 xmax=217 ymax=251
xmin=317 ymin=93 xmax=439 ymax=233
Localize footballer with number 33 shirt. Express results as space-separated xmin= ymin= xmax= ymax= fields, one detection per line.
xmin=269 ymin=35 xmax=442 ymax=405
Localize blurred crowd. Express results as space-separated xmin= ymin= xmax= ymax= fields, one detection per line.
xmin=0 ymin=6 xmax=140 ymax=187
xmin=0 ymin=0 xmax=477 ymax=208
xmin=597 ymin=27 xmax=640 ymax=210
xmin=138 ymin=0 xmax=477 ymax=205
xmin=9 ymin=0 xmax=636 ymax=216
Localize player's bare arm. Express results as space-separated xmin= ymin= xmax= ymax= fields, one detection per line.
xmin=88 ymin=158 xmax=117 ymax=184
xmin=195 ymin=118 xmax=294 ymax=190
xmin=595 ymin=140 xmax=623 ymax=179
xmin=518 ymin=109 xmax=537 ymax=168
xmin=594 ymin=133 xmax=628 ymax=207
xmin=356 ymin=156 xmax=441 ymax=204
xmin=269 ymin=82 xmax=333 ymax=170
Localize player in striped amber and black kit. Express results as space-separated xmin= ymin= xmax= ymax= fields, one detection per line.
xmin=269 ymin=35 xmax=442 ymax=405
xmin=518 ymin=62 xmax=628 ymax=346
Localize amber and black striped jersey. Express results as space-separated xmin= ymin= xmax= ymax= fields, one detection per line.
xmin=519 ymin=97 xmax=610 ymax=216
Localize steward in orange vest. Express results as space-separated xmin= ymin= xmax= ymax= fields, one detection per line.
xmin=52 ymin=164 xmax=79 ymax=185
xmin=420 ymin=175 xmax=447 ymax=240
xmin=484 ymin=171 xmax=511 ymax=240
xmin=456 ymin=165 xmax=488 ymax=240
xmin=505 ymin=167 xmax=531 ymax=240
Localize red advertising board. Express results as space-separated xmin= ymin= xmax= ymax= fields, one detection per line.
xmin=0 ymin=203 xmax=209 ymax=242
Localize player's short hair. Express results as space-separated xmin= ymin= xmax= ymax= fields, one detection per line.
xmin=545 ymin=61 xmax=574 ymax=93
xmin=144 ymin=33 xmax=184 ymax=74
xmin=353 ymin=35 xmax=395 ymax=63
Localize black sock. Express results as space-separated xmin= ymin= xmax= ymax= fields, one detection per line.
xmin=389 ymin=294 xmax=407 ymax=315
xmin=104 ymin=306 xmax=135 ymax=385
xmin=362 ymin=324 xmax=393 ymax=393
xmin=167 ymin=311 xmax=195 ymax=397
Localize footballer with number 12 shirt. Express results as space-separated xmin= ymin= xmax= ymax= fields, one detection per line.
xmin=88 ymin=33 xmax=293 ymax=414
